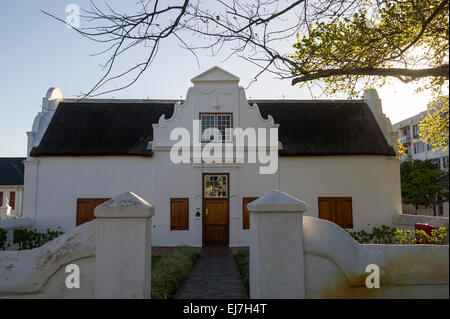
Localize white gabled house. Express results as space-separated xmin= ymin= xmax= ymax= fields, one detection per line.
xmin=23 ymin=66 xmax=401 ymax=248
xmin=0 ymin=157 xmax=26 ymax=218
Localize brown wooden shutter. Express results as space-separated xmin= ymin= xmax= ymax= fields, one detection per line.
xmin=335 ymin=198 xmax=353 ymax=229
xmin=170 ymin=198 xmax=189 ymax=230
xmin=318 ymin=198 xmax=335 ymax=223
xmin=318 ymin=197 xmax=353 ymax=229
xmin=0 ymin=192 xmax=3 ymax=207
xmin=76 ymin=198 xmax=110 ymax=226
xmin=243 ymin=197 xmax=258 ymax=230
xmin=9 ymin=192 xmax=16 ymax=210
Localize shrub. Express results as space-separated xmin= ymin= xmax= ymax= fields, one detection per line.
xmin=348 ymin=225 xmax=397 ymax=244
xmin=349 ymin=225 xmax=448 ymax=245
xmin=233 ymin=249 xmax=249 ymax=295
xmin=151 ymin=246 xmax=199 ymax=299
xmin=0 ymin=228 xmax=7 ymax=251
xmin=14 ymin=228 xmax=64 ymax=250
xmin=396 ymin=227 xmax=448 ymax=245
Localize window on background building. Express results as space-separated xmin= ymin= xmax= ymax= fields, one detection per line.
xmin=439 ymin=202 xmax=444 ymax=216
xmin=413 ymin=124 xmax=420 ymax=139
xmin=443 ymin=156 xmax=449 ymax=169
xmin=414 ymin=142 xmax=425 ymax=154
xmin=402 ymin=127 xmax=409 ymax=136
xmin=431 ymin=158 xmax=441 ymax=169
xmin=200 ymin=113 xmax=232 ymax=142
xmin=427 ymin=143 xmax=434 ymax=151
xmin=405 ymin=145 xmax=411 ymax=155
xmin=0 ymin=192 xmax=3 ymax=207
xmin=9 ymin=192 xmax=15 ymax=210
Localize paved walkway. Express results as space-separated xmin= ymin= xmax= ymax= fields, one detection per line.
xmin=176 ymin=248 xmax=247 ymax=299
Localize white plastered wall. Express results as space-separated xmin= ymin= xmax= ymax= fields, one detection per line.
xmin=22 ymin=157 xmax=154 ymax=232
xmin=278 ymin=156 xmax=402 ymax=231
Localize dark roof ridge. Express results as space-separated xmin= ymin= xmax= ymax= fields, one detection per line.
xmin=60 ymin=98 xmax=366 ymax=104
xmin=61 ymin=98 xmax=181 ymax=104
xmin=249 ymin=99 xmax=366 ymax=103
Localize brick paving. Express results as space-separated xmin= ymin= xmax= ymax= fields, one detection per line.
xmin=176 ymin=247 xmax=247 ymax=299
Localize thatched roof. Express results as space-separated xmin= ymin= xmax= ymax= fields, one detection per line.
xmin=0 ymin=158 xmax=26 ymax=185
xmin=30 ymin=100 xmax=395 ymax=157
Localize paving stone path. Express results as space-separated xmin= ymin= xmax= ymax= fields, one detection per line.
xmin=176 ymin=248 xmax=247 ymax=299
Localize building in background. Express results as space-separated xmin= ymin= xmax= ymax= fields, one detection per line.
xmin=393 ymin=107 xmax=449 ymax=217
xmin=0 ymin=157 xmax=26 ymax=217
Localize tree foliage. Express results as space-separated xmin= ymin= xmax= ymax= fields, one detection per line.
xmin=400 ymin=159 xmax=449 ymax=215
xmin=397 ymin=140 xmax=407 ymax=157
xmin=419 ymin=96 xmax=449 ymax=152
xmin=291 ymin=0 xmax=449 ymax=97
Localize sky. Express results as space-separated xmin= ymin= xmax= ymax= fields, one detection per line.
xmin=0 ymin=1 xmax=435 ymax=157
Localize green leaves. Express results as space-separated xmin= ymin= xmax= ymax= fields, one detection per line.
xmin=348 ymin=225 xmax=398 ymax=244
xmin=400 ymin=159 xmax=449 ymax=212
xmin=13 ymin=228 xmax=64 ymax=251
xmin=419 ymin=96 xmax=449 ymax=152
xmin=291 ymin=0 xmax=449 ymax=97
xmin=0 ymin=228 xmax=7 ymax=251
xmin=349 ymin=225 xmax=448 ymax=245
xmin=396 ymin=227 xmax=448 ymax=245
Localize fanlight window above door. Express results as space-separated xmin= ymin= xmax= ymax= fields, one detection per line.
xmin=204 ymin=174 xmax=228 ymax=198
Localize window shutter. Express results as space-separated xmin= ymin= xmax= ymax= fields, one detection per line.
xmin=0 ymin=192 xmax=3 ymax=207
xmin=243 ymin=197 xmax=258 ymax=230
xmin=335 ymin=198 xmax=353 ymax=229
xmin=318 ymin=198 xmax=335 ymax=223
xmin=9 ymin=192 xmax=16 ymax=210
xmin=318 ymin=197 xmax=353 ymax=229
xmin=76 ymin=198 xmax=110 ymax=226
xmin=171 ymin=198 xmax=189 ymax=230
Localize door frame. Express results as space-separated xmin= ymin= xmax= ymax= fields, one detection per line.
xmin=202 ymin=173 xmax=230 ymax=246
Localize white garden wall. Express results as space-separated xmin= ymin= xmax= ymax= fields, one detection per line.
xmin=0 ymin=192 xmax=153 ymax=299
xmin=0 ymin=220 xmax=96 ymax=298
xmin=249 ymin=190 xmax=449 ymax=299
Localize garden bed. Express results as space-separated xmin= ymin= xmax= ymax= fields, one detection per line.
xmin=233 ymin=249 xmax=249 ymax=296
xmin=151 ymin=246 xmax=200 ymax=299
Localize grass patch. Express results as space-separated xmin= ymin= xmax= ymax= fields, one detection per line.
xmin=151 ymin=246 xmax=200 ymax=299
xmin=233 ymin=248 xmax=249 ymax=295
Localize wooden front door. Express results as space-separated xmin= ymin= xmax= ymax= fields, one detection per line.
xmin=203 ymin=199 xmax=229 ymax=245
xmin=203 ymin=173 xmax=229 ymax=246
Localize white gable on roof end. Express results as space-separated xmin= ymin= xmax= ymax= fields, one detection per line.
xmin=190 ymin=66 xmax=240 ymax=83
xmin=152 ymin=66 xmax=276 ymax=150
